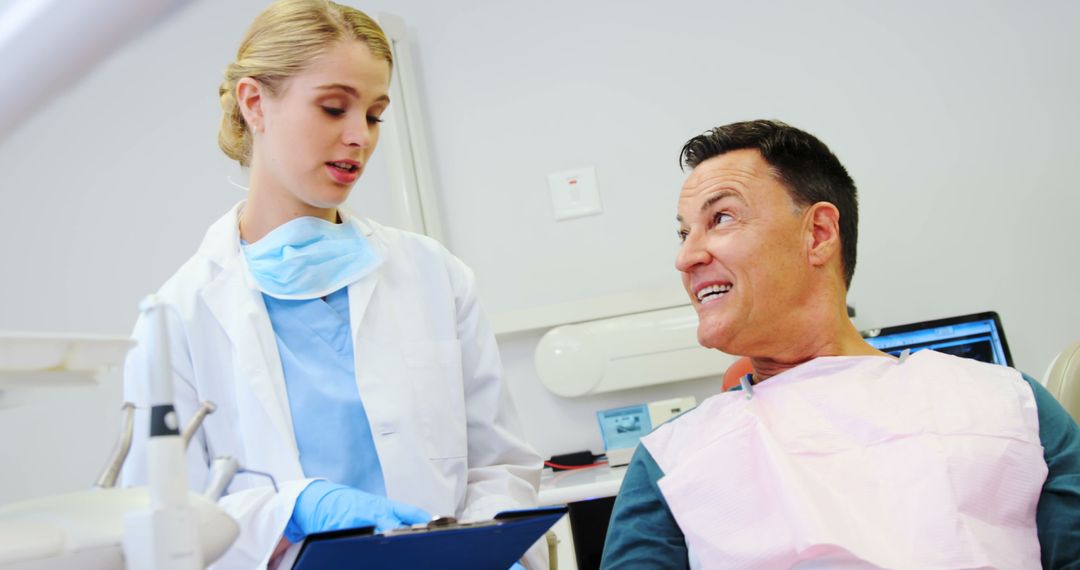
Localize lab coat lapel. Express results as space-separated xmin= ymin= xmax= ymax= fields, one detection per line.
xmin=344 ymin=211 xmax=384 ymax=341
xmin=199 ymin=206 xmax=298 ymax=455
xmin=347 ymin=269 xmax=380 ymax=342
xmin=344 ymin=216 xmax=395 ymax=455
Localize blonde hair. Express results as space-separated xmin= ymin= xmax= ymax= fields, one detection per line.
xmin=218 ymin=0 xmax=393 ymax=166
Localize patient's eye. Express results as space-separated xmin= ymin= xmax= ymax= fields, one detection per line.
xmin=713 ymin=212 xmax=733 ymax=227
xmin=677 ymin=228 xmax=689 ymax=243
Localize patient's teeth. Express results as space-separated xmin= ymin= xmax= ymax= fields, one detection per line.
xmin=696 ymin=283 xmax=735 ymax=303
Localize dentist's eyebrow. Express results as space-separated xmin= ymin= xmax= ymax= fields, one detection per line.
xmin=676 ymin=190 xmax=743 ymax=223
xmin=316 ymin=83 xmax=391 ymax=104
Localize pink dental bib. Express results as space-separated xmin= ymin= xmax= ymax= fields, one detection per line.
xmin=643 ymin=351 xmax=1046 ymax=569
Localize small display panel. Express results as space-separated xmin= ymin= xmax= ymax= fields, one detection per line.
xmin=596 ymin=404 xmax=653 ymax=451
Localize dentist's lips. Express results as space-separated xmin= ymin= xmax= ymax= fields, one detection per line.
xmin=326 ymin=160 xmax=362 ymax=184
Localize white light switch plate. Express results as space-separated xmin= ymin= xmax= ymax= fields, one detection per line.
xmin=547 ymin=166 xmax=602 ymax=221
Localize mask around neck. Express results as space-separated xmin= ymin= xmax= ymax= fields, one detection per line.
xmin=241 ymin=216 xmax=382 ymax=300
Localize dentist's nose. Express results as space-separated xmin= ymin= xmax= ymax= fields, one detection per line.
xmin=343 ymin=120 xmax=373 ymax=148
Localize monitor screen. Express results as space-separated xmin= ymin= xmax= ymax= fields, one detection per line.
xmin=596 ymin=404 xmax=652 ymax=451
xmin=862 ymin=311 xmax=1013 ymax=367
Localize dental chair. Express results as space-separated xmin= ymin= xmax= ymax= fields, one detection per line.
xmin=1044 ymin=340 xmax=1080 ymax=424
xmin=722 ymin=356 xmax=754 ymax=391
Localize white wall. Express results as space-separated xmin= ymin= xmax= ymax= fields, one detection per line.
xmin=2 ymin=0 xmax=1078 ymax=502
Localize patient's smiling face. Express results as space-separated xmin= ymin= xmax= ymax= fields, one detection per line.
xmin=675 ymin=149 xmax=813 ymax=355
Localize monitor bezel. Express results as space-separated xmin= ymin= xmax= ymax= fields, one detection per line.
xmin=861 ymin=310 xmax=1013 ymax=367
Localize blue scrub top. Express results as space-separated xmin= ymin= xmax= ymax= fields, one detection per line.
xmin=262 ymin=287 xmax=387 ymax=496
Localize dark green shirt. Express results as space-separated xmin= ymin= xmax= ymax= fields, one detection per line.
xmin=601 ymin=375 xmax=1080 ymax=569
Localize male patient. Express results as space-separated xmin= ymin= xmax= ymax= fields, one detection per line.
xmin=601 ymin=120 xmax=1080 ymax=568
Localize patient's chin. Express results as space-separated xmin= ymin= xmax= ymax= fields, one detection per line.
xmin=697 ymin=322 xmax=734 ymax=352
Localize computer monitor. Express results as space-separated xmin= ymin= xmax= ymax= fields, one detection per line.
xmin=862 ymin=311 xmax=1013 ymax=367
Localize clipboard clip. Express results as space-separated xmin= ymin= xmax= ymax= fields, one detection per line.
xmin=426 ymin=516 xmax=457 ymax=528
xmin=382 ymin=516 xmax=500 ymax=536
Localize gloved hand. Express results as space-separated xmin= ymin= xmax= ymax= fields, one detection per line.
xmin=509 ymin=562 xmax=526 ymax=570
xmin=284 ymin=480 xmax=431 ymax=542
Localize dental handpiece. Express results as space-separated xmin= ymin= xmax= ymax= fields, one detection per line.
xmin=181 ymin=400 xmax=217 ymax=449
xmin=203 ymin=456 xmax=240 ymax=501
xmin=94 ymin=402 xmax=137 ymax=488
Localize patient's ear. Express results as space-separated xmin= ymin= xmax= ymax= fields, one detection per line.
xmin=806 ymin=202 xmax=841 ymax=270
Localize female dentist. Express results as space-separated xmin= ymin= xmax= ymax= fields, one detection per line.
xmin=120 ymin=1 xmax=542 ymax=568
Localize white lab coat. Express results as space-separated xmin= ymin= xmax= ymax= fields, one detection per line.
xmin=121 ymin=203 xmax=544 ymax=568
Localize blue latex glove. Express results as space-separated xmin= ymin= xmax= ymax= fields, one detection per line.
xmin=285 ymin=480 xmax=431 ymax=542
xmin=509 ymin=562 xmax=526 ymax=570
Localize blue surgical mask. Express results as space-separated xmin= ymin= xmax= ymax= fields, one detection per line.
xmin=241 ymin=216 xmax=382 ymax=300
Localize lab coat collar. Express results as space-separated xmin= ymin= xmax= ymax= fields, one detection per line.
xmin=196 ymin=201 xmax=245 ymax=269
xmin=337 ymin=206 xmax=379 ymax=239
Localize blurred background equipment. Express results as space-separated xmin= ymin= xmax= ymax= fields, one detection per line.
xmin=534 ymin=305 xmax=737 ymax=397
xmin=0 ymin=0 xmax=194 ymax=140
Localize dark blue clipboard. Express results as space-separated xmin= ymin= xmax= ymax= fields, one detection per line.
xmin=292 ymin=506 xmax=567 ymax=570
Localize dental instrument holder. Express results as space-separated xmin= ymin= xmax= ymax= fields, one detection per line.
xmin=122 ymin=296 xmax=204 ymax=569
xmin=203 ymin=457 xmax=240 ymax=502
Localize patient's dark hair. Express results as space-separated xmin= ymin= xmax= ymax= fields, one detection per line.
xmin=680 ymin=119 xmax=859 ymax=287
